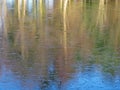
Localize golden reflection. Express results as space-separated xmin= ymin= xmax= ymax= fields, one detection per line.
xmin=63 ymin=0 xmax=68 ymax=59
xmin=22 ymin=0 xmax=26 ymax=18
xmin=97 ymin=0 xmax=107 ymax=30
xmin=18 ymin=0 xmax=21 ymax=20
xmin=60 ymin=0 xmax=63 ymax=10
xmin=40 ymin=0 xmax=43 ymax=16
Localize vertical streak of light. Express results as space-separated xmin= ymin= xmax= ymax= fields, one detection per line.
xmin=22 ymin=0 xmax=26 ymax=18
xmin=63 ymin=0 xmax=68 ymax=62
xmin=18 ymin=0 xmax=21 ymax=20
xmin=2 ymin=0 xmax=8 ymax=58
xmin=3 ymin=0 xmax=7 ymax=39
xmin=20 ymin=0 xmax=26 ymax=59
xmin=97 ymin=0 xmax=107 ymax=30
xmin=60 ymin=0 xmax=63 ymax=10
xmin=40 ymin=0 xmax=43 ymax=17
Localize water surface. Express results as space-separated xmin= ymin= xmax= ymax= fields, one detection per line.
xmin=0 ymin=0 xmax=120 ymax=90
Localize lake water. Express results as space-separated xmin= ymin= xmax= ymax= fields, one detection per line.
xmin=0 ymin=0 xmax=120 ymax=90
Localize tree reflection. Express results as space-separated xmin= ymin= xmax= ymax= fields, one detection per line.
xmin=1 ymin=0 xmax=120 ymax=89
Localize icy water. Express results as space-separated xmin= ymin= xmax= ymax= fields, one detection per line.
xmin=0 ymin=0 xmax=120 ymax=90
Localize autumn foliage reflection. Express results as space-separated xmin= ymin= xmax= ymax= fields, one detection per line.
xmin=0 ymin=0 xmax=120 ymax=87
